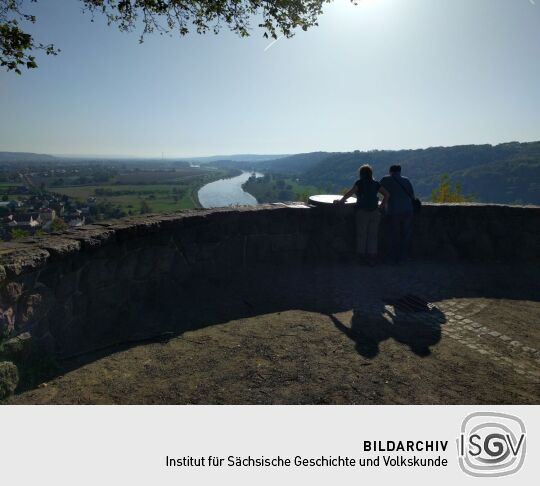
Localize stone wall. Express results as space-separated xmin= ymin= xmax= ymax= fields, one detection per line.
xmin=1 ymin=202 xmax=539 ymax=397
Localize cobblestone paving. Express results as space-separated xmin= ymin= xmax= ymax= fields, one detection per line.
xmin=371 ymin=298 xmax=540 ymax=381
xmin=228 ymin=261 xmax=540 ymax=387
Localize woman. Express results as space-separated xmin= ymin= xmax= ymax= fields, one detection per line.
xmin=335 ymin=164 xmax=389 ymax=265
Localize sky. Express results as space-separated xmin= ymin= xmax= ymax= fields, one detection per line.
xmin=0 ymin=0 xmax=539 ymax=157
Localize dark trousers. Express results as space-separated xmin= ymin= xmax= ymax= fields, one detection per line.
xmin=387 ymin=212 xmax=413 ymax=263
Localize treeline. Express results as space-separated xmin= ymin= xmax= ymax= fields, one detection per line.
xmin=242 ymin=174 xmax=315 ymax=203
xmin=242 ymin=175 xmax=297 ymax=203
xmin=259 ymin=141 xmax=540 ymax=205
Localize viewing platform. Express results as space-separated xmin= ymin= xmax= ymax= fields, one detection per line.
xmin=1 ymin=203 xmax=539 ymax=404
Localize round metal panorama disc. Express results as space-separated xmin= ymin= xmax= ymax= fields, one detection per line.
xmin=308 ymin=194 xmax=357 ymax=206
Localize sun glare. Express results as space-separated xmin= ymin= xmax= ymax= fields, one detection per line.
xmin=330 ymin=0 xmax=394 ymax=19
xmin=334 ymin=0 xmax=383 ymax=10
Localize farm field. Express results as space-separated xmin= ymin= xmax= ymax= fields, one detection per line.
xmin=47 ymin=168 xmax=238 ymax=214
xmin=0 ymin=182 xmax=25 ymax=190
xmin=109 ymin=168 xmax=204 ymax=184
xmin=51 ymin=184 xmax=197 ymax=212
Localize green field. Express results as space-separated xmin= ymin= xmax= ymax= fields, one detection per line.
xmin=49 ymin=168 xmax=237 ymax=215
xmin=52 ymin=183 xmax=199 ymax=213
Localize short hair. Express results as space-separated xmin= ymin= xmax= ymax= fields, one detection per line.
xmin=359 ymin=164 xmax=373 ymax=180
xmin=389 ymin=164 xmax=401 ymax=173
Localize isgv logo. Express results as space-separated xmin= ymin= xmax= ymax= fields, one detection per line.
xmin=457 ymin=412 xmax=526 ymax=477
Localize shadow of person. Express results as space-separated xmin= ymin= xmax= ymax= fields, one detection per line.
xmin=329 ymin=300 xmax=446 ymax=358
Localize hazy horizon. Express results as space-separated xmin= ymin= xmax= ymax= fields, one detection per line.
xmin=1 ymin=0 xmax=539 ymax=156
xmin=3 ymin=136 xmax=540 ymax=161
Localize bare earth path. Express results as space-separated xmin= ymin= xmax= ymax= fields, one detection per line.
xmin=7 ymin=262 xmax=540 ymax=404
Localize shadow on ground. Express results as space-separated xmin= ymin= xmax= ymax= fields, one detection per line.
xmin=8 ymin=260 xmax=540 ymax=404
xmin=329 ymin=305 xmax=445 ymax=359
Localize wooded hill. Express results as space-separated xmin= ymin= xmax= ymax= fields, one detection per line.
xmin=257 ymin=141 xmax=540 ymax=205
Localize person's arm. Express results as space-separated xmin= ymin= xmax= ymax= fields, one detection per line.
xmin=334 ymin=185 xmax=357 ymax=204
xmin=378 ymin=186 xmax=390 ymax=209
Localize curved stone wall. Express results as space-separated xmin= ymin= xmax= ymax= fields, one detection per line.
xmin=1 ymin=202 xmax=539 ymax=396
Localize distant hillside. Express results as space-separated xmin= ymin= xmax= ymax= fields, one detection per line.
xmin=0 ymin=152 xmax=289 ymax=165
xmin=201 ymin=152 xmax=334 ymax=173
xmin=258 ymin=142 xmax=540 ymax=205
xmin=182 ymin=154 xmax=290 ymax=164
xmin=257 ymin=152 xmax=338 ymax=174
xmin=3 ymin=143 xmax=540 ymax=204
xmin=0 ymin=152 xmax=58 ymax=163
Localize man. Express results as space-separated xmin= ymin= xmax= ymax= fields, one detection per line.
xmin=380 ymin=165 xmax=415 ymax=264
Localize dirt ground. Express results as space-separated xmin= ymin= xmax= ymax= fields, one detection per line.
xmin=6 ymin=262 xmax=540 ymax=404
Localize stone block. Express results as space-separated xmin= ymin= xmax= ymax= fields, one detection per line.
xmin=0 ymin=361 xmax=18 ymax=399
xmin=0 ymin=332 xmax=32 ymax=362
xmin=82 ymin=258 xmax=118 ymax=288
xmin=153 ymin=246 xmax=177 ymax=275
xmin=55 ymin=270 xmax=80 ymax=299
xmin=170 ymin=253 xmax=191 ymax=283
xmin=2 ymin=281 xmax=23 ymax=305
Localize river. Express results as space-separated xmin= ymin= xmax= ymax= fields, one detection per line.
xmin=198 ymin=171 xmax=263 ymax=208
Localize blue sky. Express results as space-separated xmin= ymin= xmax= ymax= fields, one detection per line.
xmin=0 ymin=0 xmax=539 ymax=157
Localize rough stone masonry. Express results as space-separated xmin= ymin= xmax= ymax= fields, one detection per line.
xmin=1 ymin=202 xmax=539 ymax=399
